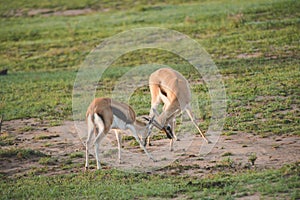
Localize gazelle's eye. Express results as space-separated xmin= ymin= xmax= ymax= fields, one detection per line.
xmin=166 ymin=126 xmax=171 ymax=131
xmin=164 ymin=125 xmax=173 ymax=139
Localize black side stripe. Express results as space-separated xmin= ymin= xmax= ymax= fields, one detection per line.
xmin=111 ymin=106 xmax=132 ymax=124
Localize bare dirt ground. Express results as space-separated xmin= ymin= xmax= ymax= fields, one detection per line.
xmin=4 ymin=8 xmax=101 ymax=18
xmin=0 ymin=118 xmax=299 ymax=178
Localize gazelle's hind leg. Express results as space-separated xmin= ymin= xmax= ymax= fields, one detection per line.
xmin=114 ymin=130 xmax=122 ymax=164
xmin=185 ymin=106 xmax=210 ymax=144
xmin=93 ymin=113 xmax=106 ymax=170
xmin=85 ymin=114 xmax=94 ymax=170
xmin=149 ymin=84 xmax=162 ymax=117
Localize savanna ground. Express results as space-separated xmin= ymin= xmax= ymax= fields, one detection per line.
xmin=0 ymin=0 xmax=299 ymax=199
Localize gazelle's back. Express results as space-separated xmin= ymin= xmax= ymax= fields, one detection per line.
xmin=149 ymin=68 xmax=191 ymax=109
xmin=86 ymin=98 xmax=136 ymax=133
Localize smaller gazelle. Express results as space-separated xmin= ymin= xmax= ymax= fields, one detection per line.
xmin=85 ymin=97 xmax=155 ymax=170
xmin=146 ymin=68 xmax=210 ymax=151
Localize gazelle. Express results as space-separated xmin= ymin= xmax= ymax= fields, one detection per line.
xmin=146 ymin=67 xmax=210 ymax=151
xmin=85 ymin=97 xmax=156 ymax=170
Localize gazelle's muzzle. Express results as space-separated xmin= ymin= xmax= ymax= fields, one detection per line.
xmin=162 ymin=125 xmax=174 ymax=139
xmin=143 ymin=116 xmax=174 ymax=140
xmin=141 ymin=137 xmax=147 ymax=147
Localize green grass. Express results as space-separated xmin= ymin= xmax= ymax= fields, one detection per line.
xmin=0 ymin=0 xmax=298 ymax=71
xmin=0 ymin=0 xmax=298 ymax=135
xmin=38 ymin=157 xmax=58 ymax=165
xmin=0 ymin=163 xmax=299 ymax=199
xmin=34 ymin=134 xmax=60 ymax=140
xmin=0 ymin=0 xmax=299 ymax=198
xmin=0 ymin=148 xmax=46 ymax=159
xmin=0 ymin=70 xmax=75 ymax=120
xmin=0 ymin=132 xmax=15 ymax=146
xmin=0 ymin=0 xmax=200 ymax=17
xmin=69 ymin=152 xmax=84 ymax=159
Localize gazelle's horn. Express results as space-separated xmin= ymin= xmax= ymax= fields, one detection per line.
xmin=142 ymin=116 xmax=163 ymax=130
xmin=152 ymin=108 xmax=160 ymax=117
xmin=166 ymin=109 xmax=180 ymax=121
xmin=142 ymin=116 xmax=154 ymax=126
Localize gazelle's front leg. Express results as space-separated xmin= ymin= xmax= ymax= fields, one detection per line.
xmin=169 ymin=117 xmax=177 ymax=151
xmin=148 ymin=99 xmax=161 ymax=146
xmin=127 ymin=124 xmax=156 ymax=162
xmin=148 ymin=87 xmax=164 ymax=147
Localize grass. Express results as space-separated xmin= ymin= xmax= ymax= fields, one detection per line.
xmin=0 ymin=70 xmax=75 ymax=120
xmin=0 ymin=163 xmax=299 ymax=199
xmin=248 ymin=153 xmax=258 ymax=166
xmin=69 ymin=152 xmax=84 ymax=159
xmin=0 ymin=0 xmax=298 ymax=136
xmin=0 ymin=132 xmax=15 ymax=146
xmin=0 ymin=0 xmax=299 ymax=199
xmin=38 ymin=157 xmax=58 ymax=165
xmin=0 ymin=148 xmax=46 ymax=159
xmin=34 ymin=134 xmax=60 ymax=140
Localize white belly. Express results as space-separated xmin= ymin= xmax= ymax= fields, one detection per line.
xmin=111 ymin=115 xmax=127 ymax=130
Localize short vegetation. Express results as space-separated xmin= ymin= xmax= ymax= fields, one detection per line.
xmin=0 ymin=0 xmax=299 ymax=199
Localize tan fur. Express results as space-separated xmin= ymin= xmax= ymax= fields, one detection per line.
xmin=85 ymin=97 xmax=155 ymax=170
xmin=149 ymin=68 xmax=191 ymax=125
xmin=86 ymin=98 xmax=136 ymax=133
xmin=148 ymin=68 xmax=209 ymax=151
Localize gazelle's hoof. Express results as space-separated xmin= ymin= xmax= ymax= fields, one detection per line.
xmin=204 ymin=138 xmax=211 ymax=144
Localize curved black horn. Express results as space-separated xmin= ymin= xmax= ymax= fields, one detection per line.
xmin=142 ymin=116 xmax=150 ymax=121
xmin=143 ymin=116 xmax=164 ymax=130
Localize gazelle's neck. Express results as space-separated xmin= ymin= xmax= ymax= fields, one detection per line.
xmin=134 ymin=120 xmax=146 ymax=129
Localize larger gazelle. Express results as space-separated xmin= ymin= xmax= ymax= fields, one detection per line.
xmin=85 ymin=97 xmax=155 ymax=170
xmin=147 ymin=68 xmax=209 ymax=151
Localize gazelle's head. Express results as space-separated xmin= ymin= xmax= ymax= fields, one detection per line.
xmin=145 ymin=108 xmax=179 ymax=140
xmin=135 ymin=118 xmax=156 ymax=146
xmin=142 ymin=115 xmax=175 ymax=141
xmin=162 ymin=124 xmax=173 ymax=139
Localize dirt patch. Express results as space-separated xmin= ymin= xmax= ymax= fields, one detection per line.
xmin=30 ymin=8 xmax=94 ymax=17
xmin=236 ymin=52 xmax=263 ymax=59
xmin=0 ymin=119 xmax=84 ymax=177
xmin=0 ymin=118 xmax=299 ymax=178
xmin=4 ymin=8 xmax=95 ymax=17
